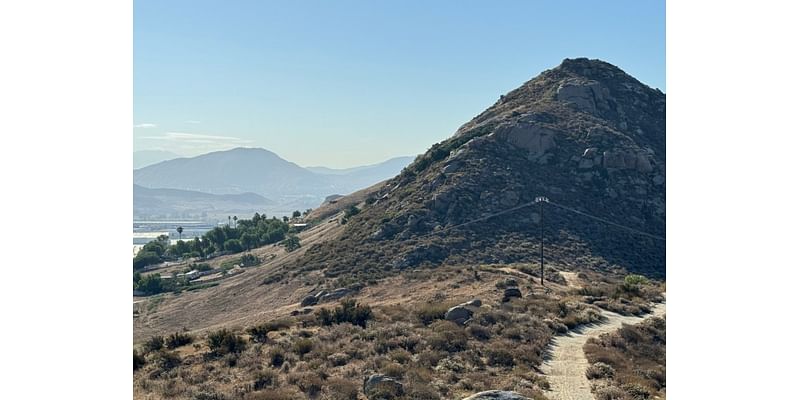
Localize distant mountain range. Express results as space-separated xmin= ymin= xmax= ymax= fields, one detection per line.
xmin=133 ymin=150 xmax=181 ymax=169
xmin=134 ymin=184 xmax=273 ymax=220
xmin=133 ymin=148 xmax=414 ymax=218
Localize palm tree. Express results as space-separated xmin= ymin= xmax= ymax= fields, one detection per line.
xmin=233 ymin=215 xmax=238 ymax=228
xmin=228 ymin=215 xmax=232 ymax=227
xmin=177 ymin=226 xmax=183 ymax=241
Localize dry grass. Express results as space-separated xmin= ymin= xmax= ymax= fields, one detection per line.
xmin=584 ymin=316 xmax=667 ymax=400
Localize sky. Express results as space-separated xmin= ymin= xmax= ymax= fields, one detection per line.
xmin=134 ymin=0 xmax=665 ymax=168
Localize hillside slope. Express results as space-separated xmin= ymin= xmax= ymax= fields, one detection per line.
xmin=298 ymin=58 xmax=666 ymax=279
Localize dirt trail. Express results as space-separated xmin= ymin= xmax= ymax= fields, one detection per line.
xmin=542 ymin=299 xmax=666 ymax=400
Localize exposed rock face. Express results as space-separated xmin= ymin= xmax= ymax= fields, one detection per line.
xmin=363 ymin=374 xmax=403 ymax=399
xmin=461 ymin=390 xmax=531 ymax=400
xmin=493 ymin=121 xmax=557 ymax=157
xmin=298 ymin=58 xmax=666 ymax=279
xmin=556 ymin=79 xmax=612 ymax=115
xmin=602 ymin=149 xmax=653 ymax=172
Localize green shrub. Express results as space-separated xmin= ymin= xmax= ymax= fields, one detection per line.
xmin=281 ymin=235 xmax=301 ymax=252
xmin=293 ymin=338 xmax=314 ymax=356
xmin=317 ymin=299 xmax=373 ymax=328
xmin=207 ymin=329 xmax=246 ymax=355
xmin=144 ymin=335 xmax=165 ymax=353
xmin=133 ymin=349 xmax=146 ymax=370
xmin=152 ymin=349 xmax=182 ymax=372
xmin=621 ymin=274 xmax=649 ymax=293
xmin=165 ymin=331 xmax=194 ymax=349
xmin=240 ymin=253 xmax=260 ymax=267
xmin=253 ymin=370 xmax=277 ymax=390
xmin=268 ymin=348 xmax=285 ymax=367
xmin=247 ymin=319 xmax=292 ymax=343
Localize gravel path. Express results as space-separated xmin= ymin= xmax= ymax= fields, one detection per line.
xmin=542 ymin=299 xmax=666 ymax=400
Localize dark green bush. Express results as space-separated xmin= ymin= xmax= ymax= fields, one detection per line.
xmin=143 ymin=335 xmax=164 ymax=353
xmin=316 ymin=299 xmax=373 ymax=328
xmin=240 ymin=253 xmax=260 ymax=267
xmin=268 ymin=348 xmax=285 ymax=367
xmin=133 ymin=349 xmax=146 ymax=370
xmin=247 ymin=319 xmax=292 ymax=343
xmin=207 ymin=329 xmax=246 ymax=355
xmin=165 ymin=331 xmax=194 ymax=349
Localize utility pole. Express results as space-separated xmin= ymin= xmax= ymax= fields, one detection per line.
xmin=535 ymin=196 xmax=549 ymax=285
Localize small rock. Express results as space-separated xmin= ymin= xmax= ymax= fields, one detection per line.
xmin=300 ymin=295 xmax=318 ymax=307
xmin=463 ymin=299 xmax=482 ymax=307
xmin=445 ymin=306 xmax=474 ymax=325
xmin=461 ymin=390 xmax=532 ymax=400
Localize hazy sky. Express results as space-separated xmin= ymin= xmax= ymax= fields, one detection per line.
xmin=134 ymin=0 xmax=665 ymax=168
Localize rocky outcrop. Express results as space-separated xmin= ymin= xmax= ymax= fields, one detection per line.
xmin=363 ymin=374 xmax=403 ymax=399
xmin=492 ymin=122 xmax=557 ymax=158
xmin=445 ymin=299 xmax=483 ymax=325
xmin=319 ymin=287 xmax=357 ymax=302
xmin=556 ymin=79 xmax=611 ymax=114
xmin=300 ymin=295 xmax=318 ymax=307
xmin=602 ymin=149 xmax=652 ymax=173
xmin=462 ymin=390 xmax=531 ymax=400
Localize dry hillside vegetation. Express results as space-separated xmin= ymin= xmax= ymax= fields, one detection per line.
xmin=134 ymin=262 xmax=663 ymax=400
xmin=584 ymin=316 xmax=667 ymax=400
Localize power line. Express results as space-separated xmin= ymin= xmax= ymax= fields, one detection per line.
xmin=415 ymin=196 xmax=665 ymax=242
xmin=547 ymin=200 xmax=666 ymax=241
xmin=417 ymin=199 xmax=539 ymax=239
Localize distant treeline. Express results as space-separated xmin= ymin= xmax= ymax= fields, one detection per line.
xmin=133 ymin=213 xmax=290 ymax=270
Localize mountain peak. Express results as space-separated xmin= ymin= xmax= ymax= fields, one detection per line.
xmin=299 ymin=58 xmax=666 ymax=279
xmin=552 ymin=57 xmax=626 ymax=77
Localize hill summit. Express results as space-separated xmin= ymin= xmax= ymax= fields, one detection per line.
xmin=299 ymin=58 xmax=666 ymax=279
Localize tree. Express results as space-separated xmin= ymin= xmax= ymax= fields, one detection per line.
xmin=176 ymin=226 xmax=183 ymax=240
xmin=224 ymin=239 xmax=243 ymax=253
xmin=292 ymin=210 xmax=301 ymax=218
xmin=281 ymin=235 xmax=301 ymax=252
xmin=233 ymin=216 xmax=238 ymax=228
xmin=136 ymin=274 xmax=164 ymax=295
xmin=240 ymin=232 xmax=257 ymax=250
xmin=133 ymin=251 xmax=162 ymax=271
xmin=282 ymin=216 xmax=289 ymax=223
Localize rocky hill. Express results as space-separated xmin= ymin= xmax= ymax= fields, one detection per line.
xmin=299 ymin=58 xmax=666 ymax=279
